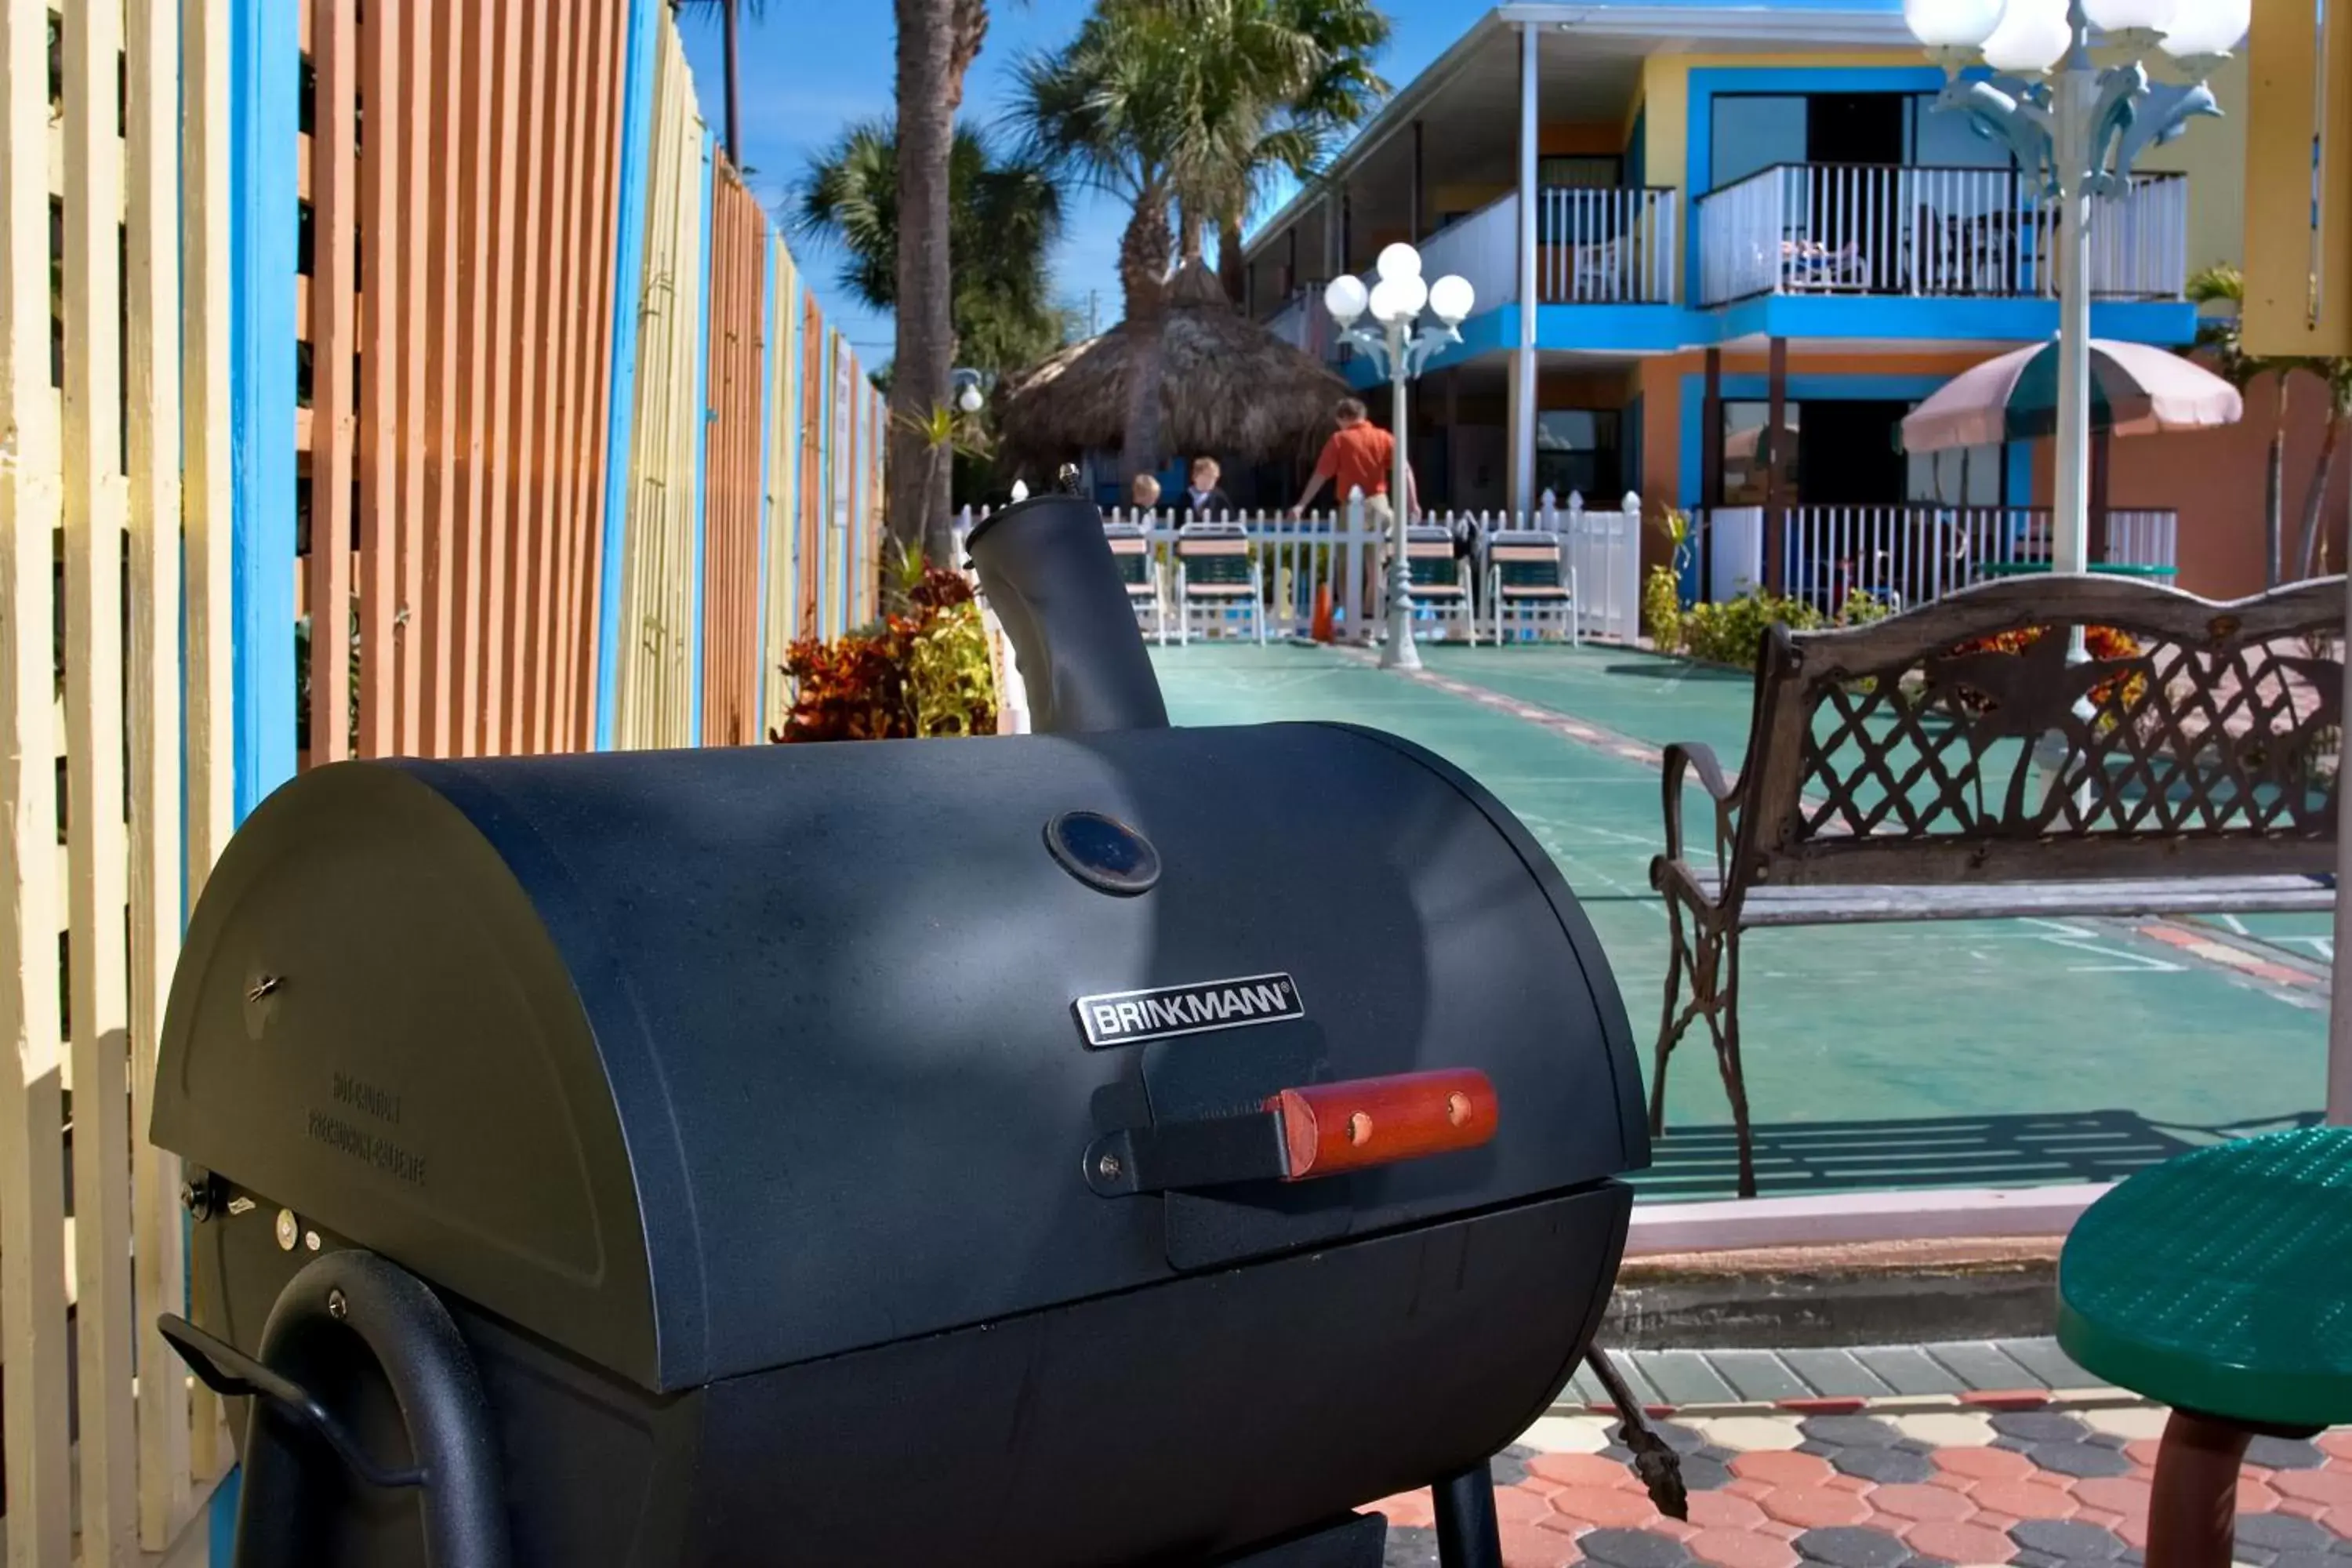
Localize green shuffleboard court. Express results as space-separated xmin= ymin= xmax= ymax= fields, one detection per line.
xmin=1147 ymin=641 xmax=2332 ymax=1203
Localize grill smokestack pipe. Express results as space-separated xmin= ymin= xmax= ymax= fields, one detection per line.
xmin=966 ymin=495 xmax=1171 ymax=735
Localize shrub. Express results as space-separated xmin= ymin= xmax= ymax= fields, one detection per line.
xmin=1674 ymin=590 xmax=1824 ymax=666
xmin=1642 ymin=564 xmax=1683 ymax=652
xmin=1947 ymin=624 xmax=2147 ymax=713
xmin=774 ymin=550 xmax=998 ymax=742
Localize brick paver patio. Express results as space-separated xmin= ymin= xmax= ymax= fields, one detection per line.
xmin=1379 ymin=1400 xmax=2352 ymax=1568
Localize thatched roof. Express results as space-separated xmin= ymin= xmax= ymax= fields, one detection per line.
xmin=996 ymin=262 xmax=1348 ymax=469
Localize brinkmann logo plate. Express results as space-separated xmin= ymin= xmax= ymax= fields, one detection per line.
xmin=1074 ymin=973 xmax=1305 ymax=1048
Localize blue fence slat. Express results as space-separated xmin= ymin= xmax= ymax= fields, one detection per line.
xmin=227 ymin=0 xmax=299 ymax=817
xmin=592 ymin=0 xmax=663 ymax=753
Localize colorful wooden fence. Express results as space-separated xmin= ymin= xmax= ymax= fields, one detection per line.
xmin=0 ymin=1 xmax=887 ymax=1559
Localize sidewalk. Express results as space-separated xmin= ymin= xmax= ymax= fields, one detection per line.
xmin=1379 ymin=1342 xmax=2352 ymax=1568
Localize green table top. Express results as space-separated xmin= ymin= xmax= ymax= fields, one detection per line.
xmin=1976 ymin=561 xmax=2180 ymax=579
xmin=2057 ymin=1126 xmax=2352 ymax=1429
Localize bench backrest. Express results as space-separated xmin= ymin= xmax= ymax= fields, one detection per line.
xmin=1489 ymin=534 xmax=1563 ymax=592
xmin=1178 ymin=532 xmax=1253 ymax=587
xmin=1733 ymin=575 xmax=2346 ymax=888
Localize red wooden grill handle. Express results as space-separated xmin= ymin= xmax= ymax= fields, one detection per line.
xmin=1265 ymin=1069 xmax=1497 ymax=1181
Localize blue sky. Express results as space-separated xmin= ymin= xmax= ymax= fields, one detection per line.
xmin=675 ymin=0 xmax=1475 ymax=367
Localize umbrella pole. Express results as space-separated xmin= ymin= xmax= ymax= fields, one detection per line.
xmin=2333 ymin=555 xmax=2352 ymax=1128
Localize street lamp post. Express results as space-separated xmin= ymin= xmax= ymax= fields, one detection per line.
xmin=1323 ymin=245 xmax=1475 ymax=672
xmin=1904 ymin=0 xmax=2246 ymax=579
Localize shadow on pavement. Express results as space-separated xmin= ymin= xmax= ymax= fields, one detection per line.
xmin=1635 ymin=1108 xmax=2325 ymax=1201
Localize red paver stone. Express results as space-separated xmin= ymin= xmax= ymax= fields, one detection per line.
xmin=1653 ymin=1518 xmax=1701 ymax=1543
xmin=2318 ymin=1431 xmax=2352 ymax=1461
xmin=2073 ymin=1475 xmax=2155 ymax=1518
xmin=1501 ymin=1518 xmax=1581 ymax=1567
xmin=1688 ymin=1491 xmax=1769 ymax=1531
xmin=1904 ymin=1520 xmax=2020 ymax=1563
xmin=1687 ymin=1527 xmax=1802 ymax=1568
xmin=2125 ymin=1440 xmax=2164 ymax=1469
xmin=1935 ymin=1447 xmax=2038 ymax=1482
xmin=2273 ymin=1469 xmax=2352 ymax=1507
xmin=2326 ymin=1504 xmax=2352 ymax=1534
xmin=1973 ymin=1510 xmax=2021 ymax=1532
xmin=2240 ymin=1475 xmax=2281 ymax=1513
xmin=1531 ymin=1454 xmax=1641 ymax=1491
xmin=1760 ymin=1486 xmax=1872 ymax=1530
xmin=1548 ymin=1486 xmax=1660 ymax=1530
xmin=1824 ymin=1475 xmax=1873 ymax=1496
xmin=2279 ymin=1498 xmax=2331 ymax=1522
xmin=1732 ymin=1451 xmax=1837 ymax=1487
xmin=1726 ymin=1479 xmax=1777 ymax=1501
xmin=1755 ymin=1521 xmax=1805 ymax=1542
xmin=2074 ymin=1507 xmax=2123 ymax=1529
xmin=1926 ymin=1472 xmax=1978 ymax=1495
xmin=1499 ymin=1488 xmax=1559 ymax=1526
xmin=1372 ymin=1490 xmax=1436 ymax=1529
xmin=1972 ymin=1480 xmax=2080 ymax=1521
xmin=1873 ymin=1483 xmax=1976 ymax=1523
xmin=2117 ymin=1513 xmax=2151 ymax=1551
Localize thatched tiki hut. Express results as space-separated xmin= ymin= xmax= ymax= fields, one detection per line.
xmin=996 ymin=262 xmax=1348 ymax=487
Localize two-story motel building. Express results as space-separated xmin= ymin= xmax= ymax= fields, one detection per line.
xmin=1241 ymin=0 xmax=2347 ymax=598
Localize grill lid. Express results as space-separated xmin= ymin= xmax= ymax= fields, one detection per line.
xmin=152 ymin=724 xmax=1646 ymax=1392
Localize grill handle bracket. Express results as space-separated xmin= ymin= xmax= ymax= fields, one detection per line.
xmin=158 ymin=1314 xmax=426 ymax=1490
xmin=1085 ymin=1069 xmax=1498 ymax=1196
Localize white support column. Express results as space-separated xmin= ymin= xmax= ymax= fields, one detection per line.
xmin=1511 ymin=20 xmax=1539 ymax=514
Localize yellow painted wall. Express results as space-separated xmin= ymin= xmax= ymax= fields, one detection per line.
xmin=2243 ymin=0 xmax=2352 ymax=355
xmin=2107 ymin=48 xmax=2248 ymax=281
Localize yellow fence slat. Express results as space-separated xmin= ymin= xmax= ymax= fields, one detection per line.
xmin=180 ymin=0 xmax=237 ymax=1481
xmin=62 ymin=0 xmax=139 ymax=1555
xmin=617 ymin=23 xmax=704 ymax=752
xmin=763 ymin=237 xmax=799 ymax=738
xmin=0 ymin=0 xmax=74 ymax=1560
xmin=126 ymin=0 xmax=194 ymax=1541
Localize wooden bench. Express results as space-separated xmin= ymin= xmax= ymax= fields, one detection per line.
xmin=1399 ymin=525 xmax=1475 ymax=644
xmin=1103 ymin=522 xmax=1168 ymax=645
xmin=1648 ymin=575 xmax=2345 ymax=1199
xmin=1174 ymin=527 xmax=1265 ymax=644
xmin=1486 ymin=529 xmax=1578 ymax=644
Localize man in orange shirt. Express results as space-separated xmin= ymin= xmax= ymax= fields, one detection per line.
xmin=1292 ymin=397 xmax=1418 ymax=634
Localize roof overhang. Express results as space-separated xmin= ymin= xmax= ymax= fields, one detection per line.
xmin=1243 ymin=2 xmax=1919 ymax=262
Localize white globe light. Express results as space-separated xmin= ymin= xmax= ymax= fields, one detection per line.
xmin=1323 ymin=274 xmax=1368 ymax=325
xmin=1428 ymin=274 xmax=1475 ymax=325
xmin=2159 ymin=0 xmax=2249 ymax=56
xmin=1392 ymin=274 xmax=1429 ymax=319
xmin=1980 ymin=0 xmax=2071 ymax=72
xmin=1367 ymin=278 xmax=1412 ymax=326
xmin=1375 ymin=242 xmax=1424 ymax=283
xmin=2083 ymin=0 xmax=2176 ymax=32
xmin=956 ymin=384 xmax=983 ymax=414
xmin=1903 ymin=0 xmax=2005 ymax=48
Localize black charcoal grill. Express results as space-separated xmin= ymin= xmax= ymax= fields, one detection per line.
xmin=150 ymin=495 xmax=1653 ymax=1568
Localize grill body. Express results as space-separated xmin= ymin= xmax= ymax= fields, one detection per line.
xmin=151 ymin=497 xmax=1649 ymax=1567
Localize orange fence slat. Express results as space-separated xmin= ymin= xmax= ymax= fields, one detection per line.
xmin=310 ymin=0 xmax=359 ymax=765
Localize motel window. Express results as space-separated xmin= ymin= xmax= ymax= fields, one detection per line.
xmin=1535 ymin=410 xmax=1622 ymax=503
xmin=1721 ymin=401 xmax=1798 ymax=505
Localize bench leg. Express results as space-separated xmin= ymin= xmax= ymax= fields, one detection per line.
xmin=1711 ymin=929 xmax=1759 ymax=1200
xmin=1652 ymin=901 xmax=1704 ymax=1138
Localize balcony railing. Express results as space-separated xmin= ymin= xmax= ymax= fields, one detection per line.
xmin=1538 ymin=186 xmax=1679 ymax=304
xmin=1693 ymin=504 xmax=2180 ymax=612
xmin=1696 ymin=164 xmax=2189 ymax=307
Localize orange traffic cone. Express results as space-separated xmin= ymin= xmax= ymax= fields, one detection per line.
xmin=1311 ymin=584 xmax=1335 ymax=643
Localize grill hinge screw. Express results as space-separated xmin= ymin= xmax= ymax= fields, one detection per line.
xmin=245 ymin=975 xmax=281 ymax=1004
xmin=1095 ymin=1152 xmax=1123 ymax=1180
xmin=326 ymin=1289 xmax=348 ymax=1322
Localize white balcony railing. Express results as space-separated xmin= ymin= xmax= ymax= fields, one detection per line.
xmin=1415 ymin=195 xmax=1521 ymax=322
xmin=1697 ymin=164 xmax=2190 ymax=307
xmin=1540 ymin=186 xmax=1679 ymax=303
xmin=1696 ymin=504 xmax=2180 ymax=610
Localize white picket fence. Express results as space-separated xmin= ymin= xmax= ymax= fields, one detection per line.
xmin=954 ymin=489 xmax=1645 ymax=648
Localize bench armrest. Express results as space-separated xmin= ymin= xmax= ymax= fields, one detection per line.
xmin=1661 ymin=742 xmax=1743 ymax=880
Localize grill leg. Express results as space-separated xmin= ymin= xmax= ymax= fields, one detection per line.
xmin=1432 ymin=1460 xmax=1504 ymax=1568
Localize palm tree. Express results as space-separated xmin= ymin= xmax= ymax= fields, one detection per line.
xmin=1214 ymin=0 xmax=1390 ymax=305
xmin=2189 ymin=264 xmax=2293 ymax=587
xmin=1014 ymin=0 xmax=1388 ymax=476
xmin=672 ymin=0 xmax=768 ymax=166
xmin=793 ymin=121 xmax=1068 ymax=378
xmin=892 ymin=0 xmax=960 ymax=560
